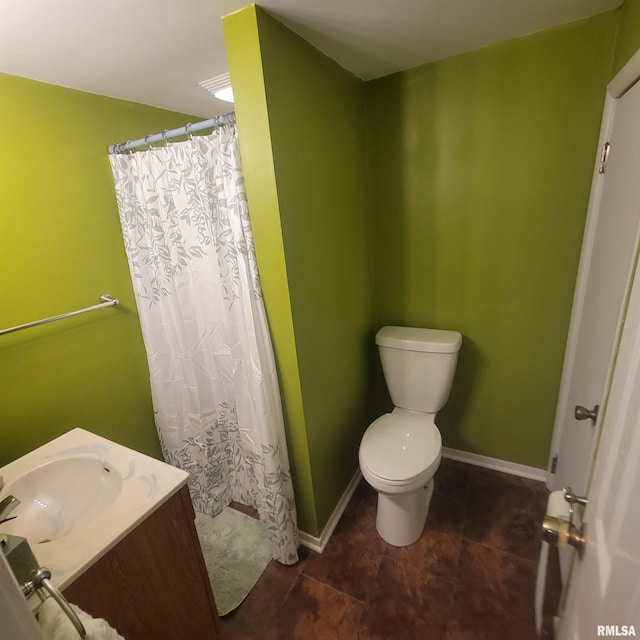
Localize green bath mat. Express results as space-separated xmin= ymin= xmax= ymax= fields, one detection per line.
xmin=195 ymin=507 xmax=272 ymax=616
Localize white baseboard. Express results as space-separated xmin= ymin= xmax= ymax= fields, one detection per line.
xmin=298 ymin=448 xmax=545 ymax=554
xmin=298 ymin=469 xmax=362 ymax=553
xmin=441 ymin=447 xmax=547 ymax=484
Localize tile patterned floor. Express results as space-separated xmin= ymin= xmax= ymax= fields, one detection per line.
xmin=219 ymin=458 xmax=551 ymax=640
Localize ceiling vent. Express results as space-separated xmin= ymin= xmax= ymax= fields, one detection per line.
xmin=199 ymin=73 xmax=234 ymax=103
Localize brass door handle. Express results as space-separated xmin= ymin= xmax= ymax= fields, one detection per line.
xmin=542 ymin=516 xmax=586 ymax=556
xmin=541 ymin=486 xmax=588 ymax=557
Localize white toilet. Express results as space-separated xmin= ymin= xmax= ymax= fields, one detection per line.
xmin=359 ymin=325 xmax=462 ymax=547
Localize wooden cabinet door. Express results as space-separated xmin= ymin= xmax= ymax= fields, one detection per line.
xmin=64 ymin=486 xmax=219 ymax=639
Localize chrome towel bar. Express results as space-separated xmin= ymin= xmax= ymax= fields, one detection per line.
xmin=0 ymin=295 xmax=119 ymax=336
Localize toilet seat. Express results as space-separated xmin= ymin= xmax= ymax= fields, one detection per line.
xmin=359 ymin=412 xmax=441 ymax=489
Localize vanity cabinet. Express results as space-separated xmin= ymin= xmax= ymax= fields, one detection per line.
xmin=63 ymin=485 xmax=219 ymax=639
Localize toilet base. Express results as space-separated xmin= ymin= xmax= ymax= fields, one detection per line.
xmin=376 ymin=478 xmax=434 ymax=547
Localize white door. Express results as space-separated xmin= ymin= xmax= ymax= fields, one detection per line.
xmin=558 ymin=187 xmax=640 ymax=640
xmin=549 ymin=57 xmax=640 ymax=501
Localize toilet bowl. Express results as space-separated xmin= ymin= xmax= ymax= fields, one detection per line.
xmin=359 ymin=409 xmax=442 ymax=546
xmin=359 ymin=326 xmax=461 ymax=547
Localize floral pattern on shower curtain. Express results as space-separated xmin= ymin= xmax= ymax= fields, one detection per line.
xmin=109 ymin=126 xmax=298 ymax=564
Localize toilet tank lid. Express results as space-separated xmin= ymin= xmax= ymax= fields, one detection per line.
xmin=376 ymin=326 xmax=462 ymax=353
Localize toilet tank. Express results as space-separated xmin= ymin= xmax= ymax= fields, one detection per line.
xmin=376 ymin=326 xmax=462 ymax=413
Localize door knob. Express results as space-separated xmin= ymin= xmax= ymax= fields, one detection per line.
xmin=574 ymin=404 xmax=599 ymax=424
xmin=541 ymin=486 xmax=588 ymax=557
xmin=542 ymin=516 xmax=586 ymax=556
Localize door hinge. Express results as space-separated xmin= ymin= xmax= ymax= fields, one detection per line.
xmin=598 ymin=141 xmax=611 ymax=174
xmin=551 ymin=455 xmax=558 ymax=474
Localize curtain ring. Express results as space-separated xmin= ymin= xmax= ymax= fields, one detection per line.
xmin=162 ymin=129 xmax=172 ymax=147
xmin=144 ymin=134 xmax=154 ymax=150
xmin=185 ymin=123 xmax=194 ymax=140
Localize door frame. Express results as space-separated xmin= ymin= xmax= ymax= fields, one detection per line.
xmin=546 ymin=48 xmax=640 ymax=490
xmin=558 ymin=70 xmax=640 ymax=638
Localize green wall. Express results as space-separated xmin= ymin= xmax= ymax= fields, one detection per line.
xmin=365 ymin=14 xmax=618 ymax=468
xmin=2 ymin=2 xmax=635 ymax=539
xmin=613 ymin=0 xmax=640 ymax=74
xmin=224 ymin=6 xmax=373 ymax=535
xmin=0 ymin=73 xmax=194 ymax=465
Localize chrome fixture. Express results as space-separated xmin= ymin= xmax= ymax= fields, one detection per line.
xmin=0 ymin=294 xmax=119 ymax=337
xmin=0 ymin=495 xmax=20 ymax=525
xmin=23 ymin=567 xmax=87 ymax=638
xmin=574 ymin=404 xmax=599 ymax=424
xmin=2 ymin=532 xmax=86 ymax=638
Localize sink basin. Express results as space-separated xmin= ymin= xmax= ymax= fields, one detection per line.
xmin=0 ymin=428 xmax=189 ymax=592
xmin=1 ymin=457 xmax=122 ymax=543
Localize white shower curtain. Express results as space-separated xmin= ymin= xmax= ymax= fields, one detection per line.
xmin=109 ymin=126 xmax=298 ymax=564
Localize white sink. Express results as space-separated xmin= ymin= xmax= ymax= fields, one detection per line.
xmin=1 ymin=458 xmax=123 ymax=543
xmin=0 ymin=428 xmax=188 ymax=591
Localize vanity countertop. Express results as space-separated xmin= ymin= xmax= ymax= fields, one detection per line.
xmin=0 ymin=428 xmax=189 ymax=591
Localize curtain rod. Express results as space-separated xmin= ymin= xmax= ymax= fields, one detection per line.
xmin=108 ymin=111 xmax=236 ymax=155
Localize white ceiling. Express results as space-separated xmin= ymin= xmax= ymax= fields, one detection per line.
xmin=0 ymin=0 xmax=622 ymax=118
